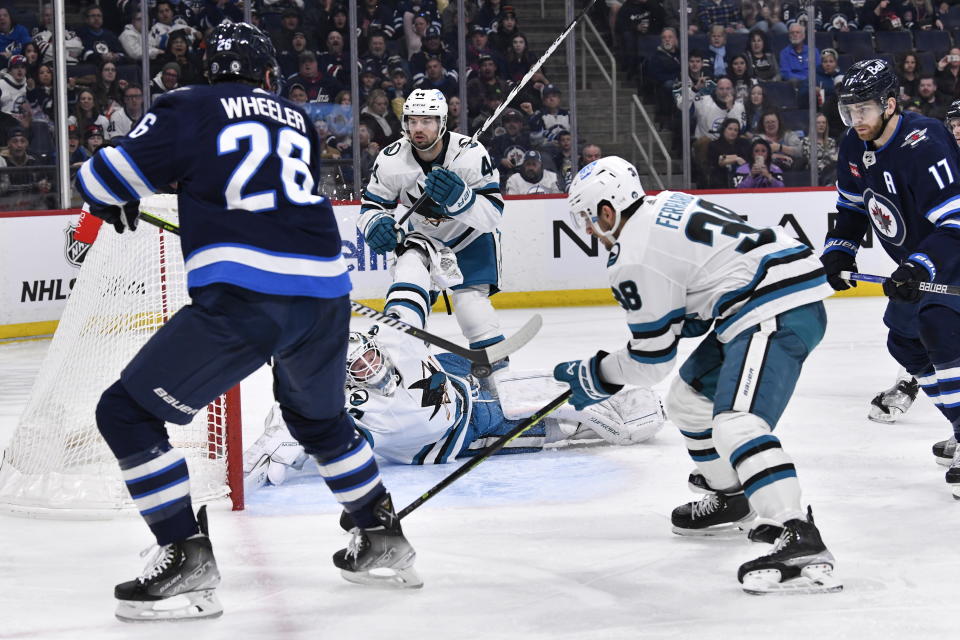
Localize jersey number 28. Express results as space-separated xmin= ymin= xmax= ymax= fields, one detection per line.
xmin=218 ymin=121 xmax=321 ymax=211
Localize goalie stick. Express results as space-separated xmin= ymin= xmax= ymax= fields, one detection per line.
xmin=396 ymin=0 xmax=599 ymax=227
xmin=841 ymin=271 xmax=960 ymax=297
xmin=136 ymin=209 xmax=542 ymax=377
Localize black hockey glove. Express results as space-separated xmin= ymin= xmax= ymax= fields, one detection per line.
xmin=88 ymin=200 xmax=140 ymax=234
xmin=819 ymin=250 xmax=857 ymax=291
xmin=882 ymin=260 xmax=930 ymax=304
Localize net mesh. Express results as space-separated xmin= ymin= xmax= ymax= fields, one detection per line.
xmin=0 ymin=195 xmax=239 ymax=517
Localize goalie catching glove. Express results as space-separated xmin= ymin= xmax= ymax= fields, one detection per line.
xmin=87 ymin=200 xmax=141 ymax=234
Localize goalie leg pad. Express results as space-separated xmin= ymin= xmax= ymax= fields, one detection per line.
xmin=666 ymin=377 xmax=740 ymax=492
xmin=712 ymin=411 xmax=804 ymax=524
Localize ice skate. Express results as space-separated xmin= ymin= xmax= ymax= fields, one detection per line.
xmin=671 ymin=492 xmax=755 ymax=537
xmin=738 ymin=507 xmax=842 ymax=595
xmin=933 ymin=436 xmax=956 ymax=466
xmin=333 ymin=493 xmax=422 ymax=589
xmin=947 ymin=445 xmax=960 ymax=498
xmin=868 ymin=376 xmax=919 ymax=424
xmin=114 ymin=506 xmax=222 ymax=622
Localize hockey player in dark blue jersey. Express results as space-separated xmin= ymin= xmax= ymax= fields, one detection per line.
xmin=75 ymin=22 xmax=420 ymax=622
xmin=821 ymin=58 xmax=960 ymax=496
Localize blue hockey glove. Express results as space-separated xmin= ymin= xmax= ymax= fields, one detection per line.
xmin=364 ymin=214 xmax=402 ymax=254
xmin=89 ymin=200 xmax=140 ymax=234
xmin=553 ymin=351 xmax=623 ymax=410
xmin=819 ymin=246 xmax=857 ymax=292
xmin=424 ymin=168 xmax=474 ymax=215
xmin=883 ymin=257 xmax=933 ymax=304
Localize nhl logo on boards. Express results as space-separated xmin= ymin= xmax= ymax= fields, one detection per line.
xmin=862 ymin=151 xmax=876 ymax=168
xmin=864 ymin=188 xmax=906 ymax=246
xmin=63 ymin=223 xmax=92 ymax=267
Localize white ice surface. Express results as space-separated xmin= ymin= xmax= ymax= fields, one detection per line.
xmin=1 ymin=298 xmax=955 ymax=639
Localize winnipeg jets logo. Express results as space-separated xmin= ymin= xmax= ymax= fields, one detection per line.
xmin=408 ymin=360 xmax=449 ymax=419
xmin=863 ymin=188 xmax=906 ymax=246
xmin=901 ymin=128 xmax=928 ymax=148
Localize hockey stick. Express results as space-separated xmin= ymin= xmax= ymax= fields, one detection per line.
xmin=137 ymin=209 xmax=542 ymax=377
xmin=397 ymin=390 xmax=573 ymax=519
xmin=395 ymin=0 xmax=600 ymax=227
xmin=840 ymin=271 xmax=960 ymax=296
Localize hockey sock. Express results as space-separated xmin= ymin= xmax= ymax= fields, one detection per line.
xmin=713 ymin=412 xmax=804 ymax=523
xmin=119 ymin=442 xmax=198 ymax=545
xmin=919 ymin=305 xmax=960 ymax=439
xmin=452 ymin=285 xmax=502 ymax=347
xmin=313 ymin=434 xmax=386 ymax=529
xmin=677 ymin=424 xmax=740 ymax=491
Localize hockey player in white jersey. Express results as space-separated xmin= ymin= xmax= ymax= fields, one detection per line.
xmin=244 ymin=233 xmax=665 ymax=485
xmin=357 ymin=89 xmax=508 ymax=388
xmin=552 ymin=156 xmax=841 ymax=595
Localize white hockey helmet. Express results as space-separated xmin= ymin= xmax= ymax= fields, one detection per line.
xmin=346 ymin=331 xmax=398 ymax=396
xmin=402 ymin=88 xmax=448 ymax=146
xmin=567 ymin=156 xmax=645 ymax=240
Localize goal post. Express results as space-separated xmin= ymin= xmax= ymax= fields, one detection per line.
xmin=0 ymin=195 xmax=244 ymax=518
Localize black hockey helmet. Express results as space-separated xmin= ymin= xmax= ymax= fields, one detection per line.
xmin=205 ymin=22 xmax=279 ymax=90
xmin=837 ymin=58 xmax=899 ymax=106
xmin=947 ymin=99 xmax=960 ymax=121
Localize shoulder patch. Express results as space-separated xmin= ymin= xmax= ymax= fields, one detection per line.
xmin=901 ymin=128 xmax=929 ymax=148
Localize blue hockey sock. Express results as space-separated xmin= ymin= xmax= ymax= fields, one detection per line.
xmin=314 ymin=434 xmax=386 ymax=528
xmin=119 ymin=442 xmax=198 ymax=545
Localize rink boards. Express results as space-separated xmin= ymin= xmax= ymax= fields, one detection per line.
xmin=0 ymin=188 xmax=894 ymax=339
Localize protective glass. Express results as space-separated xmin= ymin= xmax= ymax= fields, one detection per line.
xmin=838 ymin=100 xmax=884 ymax=127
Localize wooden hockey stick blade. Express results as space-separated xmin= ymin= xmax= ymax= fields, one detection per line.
xmin=350 ymin=300 xmax=542 ymax=377
xmin=841 ymin=270 xmax=960 ymax=296
xmin=398 ymin=390 xmax=573 ymax=520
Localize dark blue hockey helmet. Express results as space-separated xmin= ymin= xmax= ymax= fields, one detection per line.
xmin=205 ymin=22 xmax=279 ymax=90
xmin=947 ymin=99 xmax=960 ymax=121
xmin=837 ymin=58 xmax=899 ymax=106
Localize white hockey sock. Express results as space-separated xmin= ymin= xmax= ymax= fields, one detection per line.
xmin=712 ymin=412 xmax=804 ymax=523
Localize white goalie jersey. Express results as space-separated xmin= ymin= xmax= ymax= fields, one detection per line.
xmin=598 ymin=190 xmax=833 ymax=389
xmin=357 ymin=132 xmax=504 ymax=252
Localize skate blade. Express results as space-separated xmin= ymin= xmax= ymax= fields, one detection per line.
xmin=115 ymin=590 xmax=223 ymax=622
xmin=741 ymin=564 xmax=843 ymax=596
xmin=867 ymin=407 xmax=900 ymax=424
xmin=340 ymin=565 xmax=424 ymax=589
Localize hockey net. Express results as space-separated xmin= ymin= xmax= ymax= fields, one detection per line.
xmin=0 ymin=195 xmax=243 ymax=518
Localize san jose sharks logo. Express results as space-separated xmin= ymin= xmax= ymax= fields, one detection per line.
xmin=404 ymin=183 xmax=448 ymax=223
xmin=901 ymin=128 xmax=928 ymax=148
xmin=863 ymin=188 xmax=906 ymax=246
xmin=607 ymin=242 xmax=621 ymax=267
xmin=408 ymin=360 xmax=450 ymax=419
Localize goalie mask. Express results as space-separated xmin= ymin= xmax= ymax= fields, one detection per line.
xmin=346 ymin=331 xmax=398 ymax=396
xmin=402 ymin=89 xmax=448 ymax=150
xmin=567 ymin=156 xmax=645 ymax=240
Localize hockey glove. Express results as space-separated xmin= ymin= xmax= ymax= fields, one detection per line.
xmin=424 ymin=168 xmax=474 ymax=215
xmin=819 ymin=248 xmax=857 ymax=291
xmin=88 ymin=200 xmax=140 ymax=234
xmin=883 ymin=257 xmax=932 ymax=304
xmin=365 ymin=214 xmax=402 ymax=254
xmin=554 ymin=351 xmax=624 ymax=411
